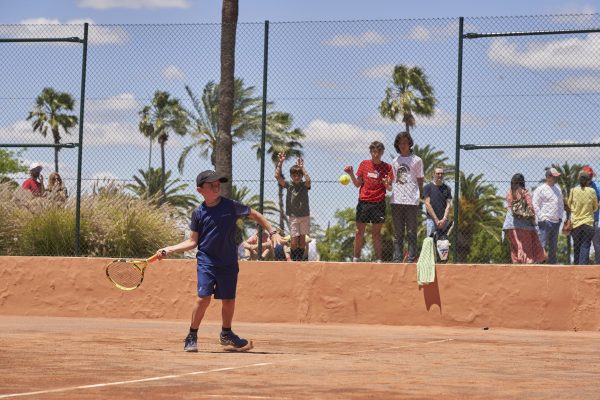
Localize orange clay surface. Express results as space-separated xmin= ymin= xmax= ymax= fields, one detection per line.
xmin=1 ymin=315 xmax=600 ymax=400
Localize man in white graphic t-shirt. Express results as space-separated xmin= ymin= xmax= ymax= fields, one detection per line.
xmin=389 ymin=132 xmax=424 ymax=263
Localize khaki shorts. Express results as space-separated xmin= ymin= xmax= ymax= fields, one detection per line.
xmin=289 ymin=215 xmax=310 ymax=237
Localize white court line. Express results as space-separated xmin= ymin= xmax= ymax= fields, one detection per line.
xmin=0 ymin=338 xmax=454 ymax=399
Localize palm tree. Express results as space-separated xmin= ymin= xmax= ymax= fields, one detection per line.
xmin=457 ymin=172 xmax=505 ymax=262
xmin=179 ymin=79 xmax=264 ymax=172
xmin=216 ymin=0 xmax=239 ymax=198
xmin=379 ymin=65 xmax=436 ymax=133
xmin=138 ymin=91 xmax=189 ymax=201
xmin=139 ymin=106 xmax=158 ymax=170
xmin=317 ymin=208 xmax=356 ymax=261
xmin=27 ymin=87 xmax=78 ymax=173
xmin=252 ymin=113 xmax=305 ymax=231
xmin=126 ymin=167 xmax=197 ymax=210
xmin=413 ymin=144 xmax=454 ymax=180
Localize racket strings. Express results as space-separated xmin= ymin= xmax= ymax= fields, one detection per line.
xmin=107 ymin=261 xmax=144 ymax=289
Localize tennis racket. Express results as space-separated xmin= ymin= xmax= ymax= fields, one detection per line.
xmin=105 ymin=251 xmax=166 ymax=291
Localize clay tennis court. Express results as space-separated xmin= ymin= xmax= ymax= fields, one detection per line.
xmin=1 ymin=315 xmax=600 ymax=399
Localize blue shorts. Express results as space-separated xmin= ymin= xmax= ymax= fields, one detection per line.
xmin=197 ymin=264 xmax=239 ymax=300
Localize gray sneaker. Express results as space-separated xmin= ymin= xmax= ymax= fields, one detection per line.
xmin=219 ymin=331 xmax=253 ymax=352
xmin=184 ymin=333 xmax=198 ymax=352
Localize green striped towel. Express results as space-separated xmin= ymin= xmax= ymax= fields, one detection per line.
xmin=417 ymin=237 xmax=436 ymax=286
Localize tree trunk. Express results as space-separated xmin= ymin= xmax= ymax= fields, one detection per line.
xmin=160 ymin=138 xmax=166 ymax=204
xmin=52 ymin=128 xmax=61 ymax=173
xmin=148 ymin=138 xmax=153 ymax=170
xmin=278 ymin=184 xmax=285 ymax=231
xmin=215 ymin=0 xmax=238 ymax=198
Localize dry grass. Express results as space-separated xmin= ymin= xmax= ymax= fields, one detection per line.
xmin=0 ymin=183 xmax=185 ymax=257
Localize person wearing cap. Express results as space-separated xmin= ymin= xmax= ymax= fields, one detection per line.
xmin=155 ymin=170 xmax=283 ymax=353
xmin=582 ymin=166 xmax=600 ymax=263
xmin=568 ymin=169 xmax=598 ymax=265
xmin=532 ymin=167 xmax=564 ymax=264
xmin=21 ymin=162 xmax=45 ymax=196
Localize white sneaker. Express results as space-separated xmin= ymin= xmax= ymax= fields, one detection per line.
xmin=352 ymin=257 xmax=359 ymax=262
xmin=375 ymin=259 xmax=382 ymax=263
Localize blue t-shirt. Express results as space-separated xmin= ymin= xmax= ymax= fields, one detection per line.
xmin=189 ymin=197 xmax=250 ymax=268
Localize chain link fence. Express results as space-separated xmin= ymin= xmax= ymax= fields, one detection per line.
xmin=1 ymin=14 xmax=599 ymax=262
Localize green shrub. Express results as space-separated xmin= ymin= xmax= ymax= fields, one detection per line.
xmin=0 ymin=183 xmax=185 ymax=257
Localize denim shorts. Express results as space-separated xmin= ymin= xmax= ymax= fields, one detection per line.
xmin=197 ymin=264 xmax=238 ymax=300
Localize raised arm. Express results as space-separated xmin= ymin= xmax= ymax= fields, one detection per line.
xmin=275 ymin=152 xmax=286 ymax=188
xmin=344 ymin=165 xmax=363 ymax=188
xmin=297 ymin=158 xmax=311 ymax=189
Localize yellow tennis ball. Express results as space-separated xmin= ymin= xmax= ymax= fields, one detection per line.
xmin=339 ymin=174 xmax=351 ymax=185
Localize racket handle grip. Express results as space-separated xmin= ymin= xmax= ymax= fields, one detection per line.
xmin=148 ymin=250 xmax=167 ymax=262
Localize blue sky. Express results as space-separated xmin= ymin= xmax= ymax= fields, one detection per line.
xmin=1 ymin=0 xmax=600 ymax=233
xmin=1 ymin=0 xmax=598 ymax=24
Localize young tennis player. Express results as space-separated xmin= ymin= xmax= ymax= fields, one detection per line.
xmin=275 ymin=152 xmax=311 ymax=261
xmin=156 ymin=170 xmax=283 ymax=352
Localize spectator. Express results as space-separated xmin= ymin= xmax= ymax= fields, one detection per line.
xmin=306 ymin=236 xmax=319 ymax=261
xmin=274 ymin=235 xmax=292 ymax=262
xmin=242 ymin=227 xmax=273 ymax=260
xmin=423 ymin=166 xmax=452 ymax=238
xmin=568 ymin=169 xmax=598 ymax=265
xmin=21 ymin=162 xmax=45 ymax=196
xmin=389 ymin=132 xmax=424 ymax=263
xmin=583 ymin=166 xmax=600 ymax=263
xmin=503 ymin=173 xmax=547 ymax=264
xmin=47 ymin=172 xmax=68 ymax=201
xmin=344 ymin=141 xmax=393 ymax=263
xmin=532 ymin=167 xmax=564 ymax=264
xmin=275 ymin=153 xmax=311 ymax=261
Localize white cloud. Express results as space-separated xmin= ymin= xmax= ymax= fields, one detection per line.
xmin=303 ymin=119 xmax=386 ymax=153
xmin=78 ymin=0 xmax=190 ymax=9
xmin=87 ymin=93 xmax=140 ymax=113
xmin=553 ymin=76 xmax=600 ymax=92
xmin=0 ymin=119 xmax=146 ymax=147
xmin=15 ymin=17 xmax=128 ymax=45
xmin=488 ymin=35 xmax=600 ymax=70
xmin=162 ymin=65 xmax=186 ymax=81
xmin=508 ymin=138 xmax=600 ymax=161
xmin=360 ymin=64 xmax=395 ymax=79
xmin=324 ymin=31 xmax=385 ymax=47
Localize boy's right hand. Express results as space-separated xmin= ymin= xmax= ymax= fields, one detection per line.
xmin=156 ymin=249 xmax=169 ymax=259
xmin=343 ymin=165 xmax=353 ymax=175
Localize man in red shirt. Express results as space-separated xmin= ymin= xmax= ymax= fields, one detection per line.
xmin=22 ymin=162 xmax=45 ymax=196
xmin=344 ymin=141 xmax=392 ymax=262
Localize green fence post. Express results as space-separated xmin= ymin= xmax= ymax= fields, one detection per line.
xmin=452 ymin=17 xmax=464 ymax=263
xmin=75 ymin=22 xmax=88 ymax=256
xmin=258 ymin=20 xmax=270 ymax=260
